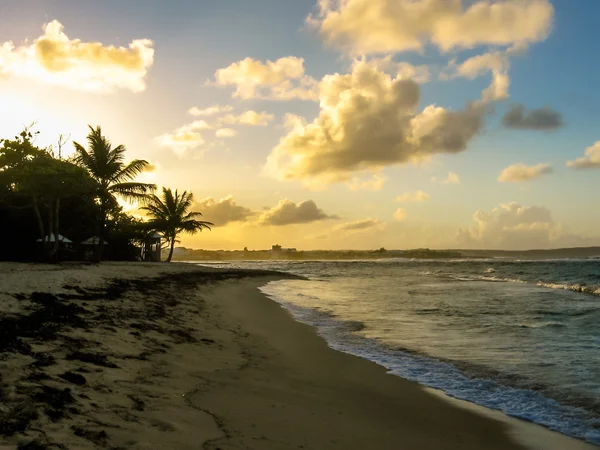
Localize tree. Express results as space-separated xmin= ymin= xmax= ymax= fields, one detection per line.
xmin=73 ymin=126 xmax=155 ymax=260
xmin=0 ymin=129 xmax=95 ymax=262
xmin=141 ymin=188 xmax=213 ymax=262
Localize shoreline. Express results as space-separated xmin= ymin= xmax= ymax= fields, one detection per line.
xmin=0 ymin=262 xmax=595 ymax=449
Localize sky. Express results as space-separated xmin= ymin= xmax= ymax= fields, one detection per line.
xmin=2 ymin=0 xmax=600 ymax=251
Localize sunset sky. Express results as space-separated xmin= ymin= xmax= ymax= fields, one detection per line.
xmin=2 ymin=0 xmax=600 ymax=250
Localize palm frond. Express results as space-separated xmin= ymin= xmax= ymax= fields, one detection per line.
xmin=112 ymin=159 xmax=152 ymax=183
xmin=109 ymin=182 xmax=155 ymax=201
xmin=142 ymin=187 xmax=213 ymax=245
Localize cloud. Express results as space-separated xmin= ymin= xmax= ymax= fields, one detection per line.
xmin=347 ymin=173 xmax=387 ymax=191
xmin=443 ymin=172 xmax=460 ymax=185
xmin=219 ymin=110 xmax=274 ymax=126
xmin=498 ymin=163 xmax=552 ymax=182
xmin=265 ymin=60 xmax=488 ymax=184
xmin=334 ymin=218 xmax=384 ymax=232
xmin=457 ymin=202 xmax=588 ymax=250
xmin=396 ymin=190 xmax=429 ymax=202
xmin=189 ymin=105 xmax=233 ymax=116
xmin=361 ymin=56 xmax=431 ymax=83
xmin=156 ymin=121 xmax=213 ymax=155
xmin=194 ymin=196 xmax=255 ymax=226
xmin=213 ymin=56 xmax=318 ymax=101
xmin=567 ymin=141 xmax=600 ymax=169
xmin=215 ymin=128 xmax=237 ymax=138
xmin=442 ymin=45 xmax=528 ymax=102
xmin=0 ymin=20 xmax=154 ymax=93
xmin=393 ymin=208 xmax=406 ymax=221
xmin=309 ymin=0 xmax=553 ymax=55
xmin=258 ymin=199 xmax=338 ymax=226
xmin=502 ymin=104 xmax=563 ymax=130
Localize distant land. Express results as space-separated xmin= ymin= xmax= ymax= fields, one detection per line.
xmin=170 ymin=246 xmax=600 ymax=261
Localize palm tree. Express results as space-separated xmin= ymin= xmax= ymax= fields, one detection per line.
xmin=141 ymin=188 xmax=212 ymax=262
xmin=73 ymin=126 xmax=156 ymax=260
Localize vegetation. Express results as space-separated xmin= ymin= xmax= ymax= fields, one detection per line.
xmin=141 ymin=188 xmax=213 ymax=262
xmin=0 ymin=125 xmax=212 ymax=263
xmin=73 ymin=126 xmax=156 ymax=260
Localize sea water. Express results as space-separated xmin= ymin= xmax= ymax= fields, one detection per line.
xmin=197 ymin=259 xmax=600 ymax=445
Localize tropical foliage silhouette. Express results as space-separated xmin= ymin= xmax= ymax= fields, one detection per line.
xmin=141 ymin=188 xmax=213 ymax=262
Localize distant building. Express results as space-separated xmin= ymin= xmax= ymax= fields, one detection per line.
xmin=271 ymin=244 xmax=297 ymax=258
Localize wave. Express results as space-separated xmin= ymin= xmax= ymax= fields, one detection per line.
xmin=536 ymin=281 xmax=600 ymax=296
xmin=259 ymin=284 xmax=600 ymax=445
xmin=517 ymin=322 xmax=566 ymax=329
xmin=445 ymin=274 xmax=600 ymax=297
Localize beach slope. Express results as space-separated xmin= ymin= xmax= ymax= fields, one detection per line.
xmin=0 ymin=262 xmax=594 ymax=449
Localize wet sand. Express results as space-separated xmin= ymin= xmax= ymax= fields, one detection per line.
xmin=0 ymin=262 xmax=595 ymax=449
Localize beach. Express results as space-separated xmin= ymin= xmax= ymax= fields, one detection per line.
xmin=0 ymin=262 xmax=596 ymax=450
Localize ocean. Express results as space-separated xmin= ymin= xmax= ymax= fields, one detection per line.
xmin=197 ymin=258 xmax=600 ymax=445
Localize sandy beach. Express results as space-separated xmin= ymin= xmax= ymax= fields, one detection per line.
xmin=0 ymin=262 xmax=596 ymax=450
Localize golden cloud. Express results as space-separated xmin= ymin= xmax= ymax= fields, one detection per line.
xmin=347 ymin=173 xmax=387 ymax=191
xmin=498 ymin=163 xmax=552 ymax=182
xmin=213 ymin=56 xmax=318 ymax=100
xmin=219 ymin=110 xmax=274 ymax=126
xmin=567 ymin=141 xmax=600 ymax=169
xmin=194 ymin=196 xmax=255 ymax=226
xmin=393 ymin=208 xmax=407 ymax=221
xmin=258 ymin=199 xmax=339 ymax=226
xmin=395 ymin=190 xmax=429 ymax=202
xmin=443 ymin=172 xmax=461 ymax=185
xmin=189 ymin=105 xmax=234 ymax=116
xmin=0 ymin=20 xmax=154 ymax=92
xmin=456 ymin=202 xmax=589 ymax=250
xmin=310 ymin=0 xmax=553 ymax=55
xmin=215 ymin=128 xmax=237 ymax=138
xmin=334 ymin=218 xmax=384 ymax=232
xmin=265 ymin=60 xmax=488 ymax=184
xmin=156 ymin=121 xmax=212 ymax=155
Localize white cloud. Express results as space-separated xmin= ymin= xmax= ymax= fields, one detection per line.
xmin=443 ymin=172 xmax=461 ymax=185
xmin=215 ymin=128 xmax=237 ymax=138
xmin=347 ymin=173 xmax=387 ymax=191
xmin=394 ymin=208 xmax=407 ymax=221
xmin=567 ymin=141 xmax=600 ymax=169
xmin=359 ymin=56 xmax=431 ymax=83
xmin=310 ymin=0 xmax=554 ymax=55
xmin=442 ymin=45 xmax=528 ymax=102
xmin=457 ymin=202 xmax=588 ymax=250
xmin=213 ymin=56 xmax=318 ymax=101
xmin=156 ymin=121 xmax=213 ymax=155
xmin=189 ymin=105 xmax=233 ymax=116
xmin=219 ymin=110 xmax=274 ymax=126
xmin=194 ymin=196 xmax=255 ymax=226
xmin=258 ymin=199 xmax=339 ymax=226
xmin=396 ymin=190 xmax=429 ymax=202
xmin=498 ymin=163 xmax=552 ymax=182
xmin=0 ymin=20 xmax=154 ymax=93
xmin=265 ymin=60 xmax=489 ymax=184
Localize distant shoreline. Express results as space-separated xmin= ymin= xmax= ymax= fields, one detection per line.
xmin=172 ymin=245 xmax=600 ymax=262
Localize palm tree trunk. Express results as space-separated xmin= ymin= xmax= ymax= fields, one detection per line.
xmin=166 ymin=237 xmax=176 ymax=262
xmin=96 ymin=200 xmax=106 ymax=262
xmin=52 ymin=198 xmax=60 ymax=263
xmin=32 ymin=198 xmax=44 ymax=242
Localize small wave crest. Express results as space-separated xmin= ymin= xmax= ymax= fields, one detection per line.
xmin=536 ymin=281 xmax=600 ymax=296
xmin=446 ymin=274 xmax=600 ymax=297
xmin=517 ymin=322 xmax=566 ymax=329
xmin=259 ymin=283 xmax=600 ymax=445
